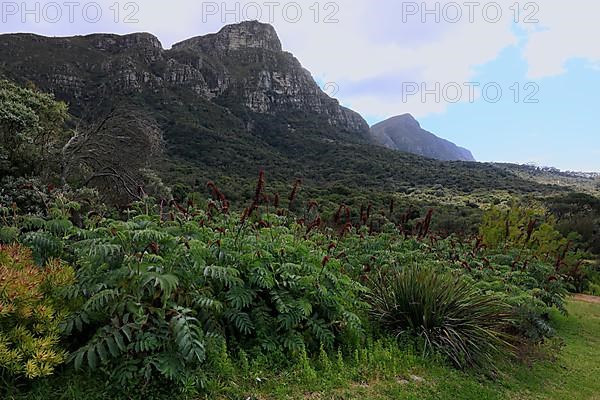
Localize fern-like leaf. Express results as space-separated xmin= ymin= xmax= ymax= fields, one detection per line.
xmin=171 ymin=308 xmax=206 ymax=363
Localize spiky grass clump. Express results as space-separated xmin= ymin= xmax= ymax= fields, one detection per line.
xmin=366 ymin=267 xmax=514 ymax=370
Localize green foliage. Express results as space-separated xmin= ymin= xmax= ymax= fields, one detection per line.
xmin=589 ymin=282 xmax=600 ymax=296
xmin=366 ymin=266 xmax=513 ymax=370
xmin=3 ymin=196 xmax=365 ymax=392
xmin=195 ymin=225 xmax=366 ymax=354
xmin=584 ymin=262 xmax=600 ymax=296
xmin=0 ymin=244 xmax=74 ymax=380
xmin=0 ymin=177 xmax=51 ymax=218
xmin=6 ymin=301 xmax=600 ymax=400
xmin=480 ymin=203 xmax=557 ymax=251
xmin=0 ymin=80 xmax=68 ymax=178
xmin=480 ymin=203 xmax=587 ymax=292
xmin=0 ymin=188 xmax=575 ymax=395
xmin=547 ymin=192 xmax=600 ymax=254
xmin=59 ymin=221 xmax=208 ymax=387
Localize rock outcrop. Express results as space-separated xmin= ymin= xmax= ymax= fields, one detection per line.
xmin=173 ymin=21 xmax=283 ymax=53
xmin=0 ymin=21 xmax=369 ymax=139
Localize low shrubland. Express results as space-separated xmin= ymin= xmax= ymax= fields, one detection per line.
xmin=0 ymin=182 xmax=580 ymax=398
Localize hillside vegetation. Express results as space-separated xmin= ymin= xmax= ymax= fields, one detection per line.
xmin=1 ymin=39 xmax=600 ymax=400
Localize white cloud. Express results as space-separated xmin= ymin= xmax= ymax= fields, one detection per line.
xmin=521 ymin=0 xmax=600 ymax=79
xmin=270 ymin=0 xmax=519 ymax=118
xmin=1 ymin=0 xmax=596 ymax=120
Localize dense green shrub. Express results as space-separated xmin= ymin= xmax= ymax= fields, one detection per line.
xmin=584 ymin=262 xmax=600 ymax=296
xmin=11 ymin=198 xmax=365 ymax=390
xmin=0 ymin=80 xmax=68 ymax=179
xmin=0 ymin=188 xmax=575 ymax=395
xmin=546 ymin=192 xmax=600 ymax=255
xmin=331 ymin=224 xmax=569 ymax=343
xmin=0 ymin=178 xmax=51 ymax=219
xmin=480 ymin=204 xmax=586 ymax=290
xmin=365 ymin=266 xmax=513 ymax=369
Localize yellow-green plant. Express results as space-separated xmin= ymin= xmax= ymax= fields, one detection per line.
xmin=0 ymin=244 xmax=74 ymax=379
xmin=480 ymin=204 xmax=584 ymax=275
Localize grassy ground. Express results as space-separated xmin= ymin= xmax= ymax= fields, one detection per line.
xmin=212 ymin=299 xmax=600 ymax=400
xmin=7 ymin=299 xmax=600 ymax=400
xmin=499 ymin=299 xmax=600 ymax=400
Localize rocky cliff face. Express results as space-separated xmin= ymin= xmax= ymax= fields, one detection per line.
xmin=0 ymin=22 xmax=547 ymax=200
xmin=0 ymin=21 xmax=369 ymax=139
xmin=170 ymin=22 xmax=367 ymax=133
xmin=370 ymin=114 xmax=475 ymax=162
xmin=173 ymin=22 xmax=283 ymax=53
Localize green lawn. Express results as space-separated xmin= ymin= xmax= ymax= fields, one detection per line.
xmin=213 ymin=299 xmax=600 ymax=400
xmin=500 ymin=299 xmax=600 ymax=400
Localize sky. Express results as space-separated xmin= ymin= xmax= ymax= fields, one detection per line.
xmin=1 ymin=0 xmax=598 ymax=171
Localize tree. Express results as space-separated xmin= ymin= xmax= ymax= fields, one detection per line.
xmin=0 ymin=80 xmax=68 ymax=179
xmin=61 ymin=108 xmax=164 ymax=203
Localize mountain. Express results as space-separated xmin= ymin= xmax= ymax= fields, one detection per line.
xmin=371 ymin=114 xmax=475 ymax=162
xmin=0 ymin=21 xmax=368 ymax=138
xmin=0 ymin=21 xmax=555 ymax=206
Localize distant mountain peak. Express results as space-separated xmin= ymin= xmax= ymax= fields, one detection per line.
xmin=385 ymin=113 xmax=421 ymax=129
xmin=370 ymin=115 xmax=475 ymax=162
xmin=173 ymin=20 xmax=282 ymax=53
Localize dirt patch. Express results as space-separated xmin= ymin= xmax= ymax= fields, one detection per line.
xmin=573 ymin=294 xmax=600 ymax=304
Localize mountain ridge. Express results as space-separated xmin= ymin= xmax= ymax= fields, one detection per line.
xmin=0 ymin=21 xmax=369 ymax=138
xmin=0 ymin=21 xmax=556 ymax=201
xmin=0 ymin=22 xmax=478 ymax=163
xmin=371 ymin=114 xmax=475 ymax=162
